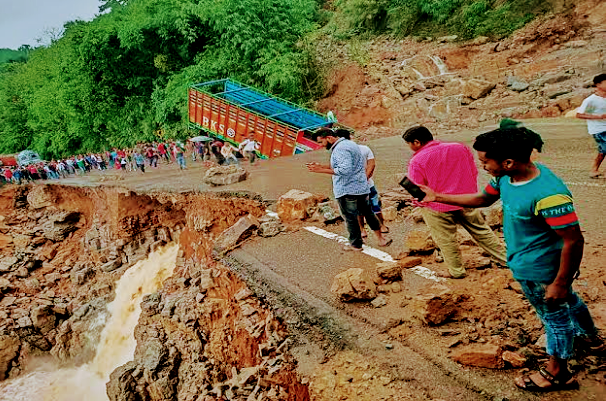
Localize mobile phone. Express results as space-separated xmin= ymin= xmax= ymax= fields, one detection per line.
xmin=399 ymin=176 xmax=426 ymax=200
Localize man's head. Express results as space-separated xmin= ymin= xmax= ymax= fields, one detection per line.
xmin=248 ymin=133 xmax=255 ymax=140
xmin=315 ymin=127 xmax=348 ymax=150
xmin=594 ymin=74 xmax=606 ymax=92
xmin=473 ymin=127 xmax=544 ymax=177
xmin=402 ymin=126 xmax=434 ymax=152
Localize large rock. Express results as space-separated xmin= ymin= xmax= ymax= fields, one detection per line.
xmin=258 ymin=220 xmax=283 ymax=237
xmin=502 ymin=350 xmax=527 ymax=368
xmin=0 ymin=277 xmax=12 ymax=292
xmin=107 ymin=362 xmax=138 ymax=401
xmin=203 ymin=165 xmax=248 ymax=186
xmin=331 ymin=268 xmax=377 ymax=302
xmin=405 ymin=230 xmax=436 ymax=255
xmin=462 ymin=79 xmax=495 ymax=100
xmin=398 ymin=256 xmax=422 ymax=268
xmin=0 ymin=256 xmax=19 ymax=273
xmin=276 ymin=189 xmax=319 ymax=222
xmin=376 ymin=262 xmax=402 ymax=282
xmin=451 ymin=344 xmax=504 ymax=369
xmin=410 ymin=293 xmax=456 ymax=325
xmin=43 ymin=221 xmax=78 ymax=242
xmin=315 ymin=201 xmax=342 ymax=224
xmin=0 ymin=335 xmax=20 ymax=380
xmin=213 ymin=214 xmax=259 ymax=256
xmin=507 ymin=76 xmax=529 ymax=92
xmin=27 ymin=186 xmax=55 ymax=209
xmin=31 ymin=305 xmax=57 ymax=334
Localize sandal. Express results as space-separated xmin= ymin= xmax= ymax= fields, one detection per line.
xmin=589 ymin=173 xmax=603 ymax=179
xmin=380 ymin=226 xmax=390 ymax=234
xmin=515 ymin=367 xmax=578 ymax=392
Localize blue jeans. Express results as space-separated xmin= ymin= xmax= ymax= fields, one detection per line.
xmin=518 ymin=280 xmax=597 ymax=359
xmin=337 ymin=194 xmax=381 ymax=249
xmin=176 ymin=154 xmax=186 ymax=169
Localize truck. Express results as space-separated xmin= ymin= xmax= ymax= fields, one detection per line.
xmin=188 ymin=79 xmax=338 ymax=159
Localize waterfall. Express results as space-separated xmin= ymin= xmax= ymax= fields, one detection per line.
xmin=429 ymin=55 xmax=449 ymax=75
xmin=0 ymin=244 xmax=179 ymax=401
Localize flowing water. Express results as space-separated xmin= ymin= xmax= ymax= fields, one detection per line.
xmin=0 ymin=244 xmax=179 ymax=401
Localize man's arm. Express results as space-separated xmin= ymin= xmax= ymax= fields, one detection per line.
xmin=366 ymin=158 xmax=376 ymax=180
xmin=306 ymin=162 xmax=334 ymax=175
xmin=545 ymin=225 xmax=584 ymax=303
xmin=420 ymin=185 xmax=498 ymax=208
xmin=576 ymin=112 xmax=606 ymax=120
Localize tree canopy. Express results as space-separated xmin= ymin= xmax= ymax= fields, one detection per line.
xmin=0 ymin=0 xmax=553 ymax=159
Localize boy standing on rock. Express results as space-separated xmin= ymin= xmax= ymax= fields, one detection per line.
xmin=577 ymin=73 xmax=606 ymax=178
xmin=419 ymin=127 xmax=602 ymax=392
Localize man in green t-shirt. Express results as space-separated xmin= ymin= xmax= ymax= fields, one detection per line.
xmin=420 ymin=127 xmax=602 ymax=392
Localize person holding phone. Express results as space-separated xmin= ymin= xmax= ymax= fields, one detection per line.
xmin=307 ymin=128 xmax=392 ymax=251
xmin=402 ymin=126 xmax=506 ymax=279
xmin=418 ymin=127 xmax=602 ymax=392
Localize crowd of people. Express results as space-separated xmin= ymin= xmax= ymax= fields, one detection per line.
xmin=1 ymin=136 xmax=261 ymax=185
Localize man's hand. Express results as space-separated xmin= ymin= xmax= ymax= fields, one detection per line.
xmin=418 ymin=184 xmax=436 ymax=202
xmin=545 ymin=282 xmax=569 ymax=305
xmin=306 ymin=162 xmax=320 ymax=172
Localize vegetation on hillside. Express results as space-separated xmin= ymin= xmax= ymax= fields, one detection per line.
xmin=0 ymin=0 xmax=557 ymax=158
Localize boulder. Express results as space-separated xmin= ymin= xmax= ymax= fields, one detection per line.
xmin=27 ymin=186 xmax=55 ymax=209
xmin=398 ymin=256 xmax=422 ymax=268
xmin=203 ymin=165 xmax=248 ymax=186
xmin=462 ymin=79 xmax=495 ymax=100
xmin=43 ymin=221 xmax=78 ymax=242
xmin=533 ymin=72 xmax=572 ymax=87
xmin=0 ymin=256 xmax=19 ymax=273
xmin=331 ymin=268 xmax=377 ymax=302
xmin=316 ymin=201 xmax=342 ymax=223
xmin=410 ymin=293 xmax=456 ymax=325
xmin=0 ymin=277 xmax=12 ymax=292
xmin=101 ymin=259 xmax=123 ymax=273
xmin=502 ymin=350 xmax=527 ymax=368
xmin=212 ymin=214 xmax=259 ymax=256
xmin=107 ymin=362 xmax=138 ymax=401
xmin=276 ymin=189 xmax=319 ymax=222
xmin=371 ymin=295 xmax=388 ymax=308
xmin=451 ymin=344 xmax=504 ymax=369
xmin=405 ymin=230 xmax=436 ymax=255
xmin=465 ymin=256 xmax=492 ymax=270
xmin=381 ymin=206 xmax=397 ymax=222
xmin=507 ymin=76 xmax=529 ymax=92
xmin=259 ymin=220 xmax=283 ymax=237
xmin=0 ymin=335 xmax=20 ymax=380
xmin=31 ymin=305 xmax=57 ymax=334
xmin=376 ymin=262 xmax=402 ymax=282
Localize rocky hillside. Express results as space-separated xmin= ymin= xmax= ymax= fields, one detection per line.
xmin=316 ymin=0 xmax=606 ymax=138
xmin=0 ymin=185 xmax=307 ymax=400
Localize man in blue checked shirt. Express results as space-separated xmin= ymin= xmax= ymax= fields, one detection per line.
xmin=307 ymin=128 xmax=392 ymax=251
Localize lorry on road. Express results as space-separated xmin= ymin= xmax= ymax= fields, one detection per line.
xmin=188 ymin=79 xmax=340 ymax=159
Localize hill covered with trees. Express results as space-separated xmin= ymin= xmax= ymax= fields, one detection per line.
xmin=0 ymin=0 xmax=562 ymax=159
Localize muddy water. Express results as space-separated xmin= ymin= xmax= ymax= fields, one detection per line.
xmin=0 ymin=244 xmax=179 ymax=401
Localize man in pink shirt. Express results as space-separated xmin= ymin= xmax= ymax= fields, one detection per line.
xmin=403 ymin=126 xmax=506 ymax=278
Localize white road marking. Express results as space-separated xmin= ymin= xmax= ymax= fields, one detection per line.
xmin=265 ymin=210 xmax=279 ymax=218
xmin=565 ymin=181 xmax=606 ymax=188
xmin=303 ymin=226 xmax=445 ymax=282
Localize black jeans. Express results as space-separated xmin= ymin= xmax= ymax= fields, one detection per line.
xmin=337 ymin=194 xmax=381 ymax=249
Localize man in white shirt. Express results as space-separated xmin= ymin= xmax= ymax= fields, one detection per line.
xmin=577 ymin=74 xmax=606 ymax=178
xmin=239 ymin=134 xmax=259 ymax=165
xmin=336 ymin=131 xmax=389 ymax=236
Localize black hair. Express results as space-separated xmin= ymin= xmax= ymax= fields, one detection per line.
xmin=473 ymin=127 xmax=544 ymax=162
xmin=594 ymin=74 xmax=606 ymax=86
xmin=402 ymin=126 xmax=433 ymax=144
xmin=314 ymin=127 xmax=352 ymax=140
xmin=499 ymin=119 xmax=543 ymax=152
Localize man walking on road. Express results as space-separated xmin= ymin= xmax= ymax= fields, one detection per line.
xmin=403 ymin=126 xmax=506 ymax=279
xmin=576 ymin=73 xmax=606 ymax=178
xmin=419 ymin=127 xmax=602 ymax=392
xmin=307 ymin=128 xmax=391 ymax=251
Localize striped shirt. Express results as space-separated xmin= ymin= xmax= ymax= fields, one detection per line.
xmin=330 ymin=138 xmax=370 ymax=199
xmin=483 ymin=164 xmax=579 ymax=282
